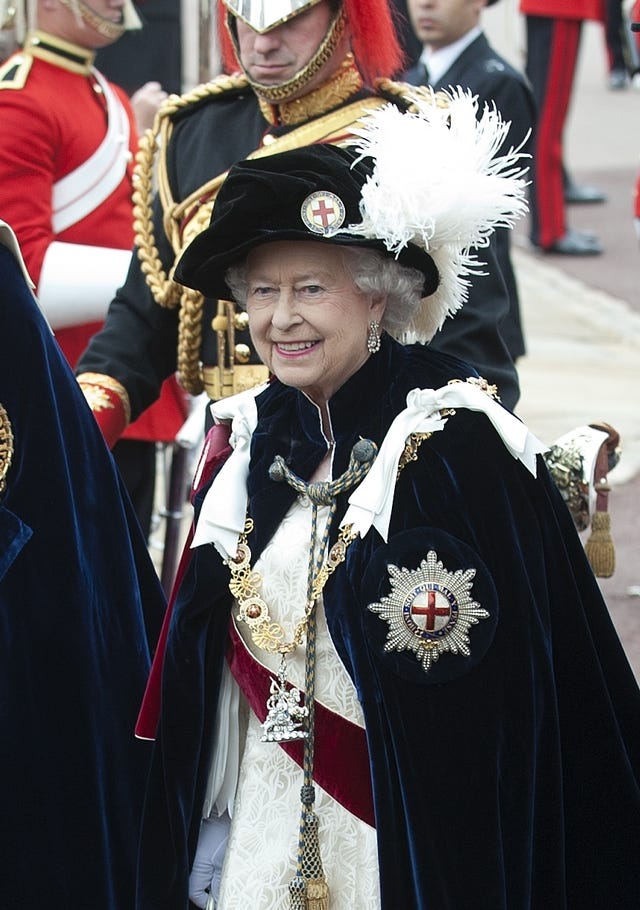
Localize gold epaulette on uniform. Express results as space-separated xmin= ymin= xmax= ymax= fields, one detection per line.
xmin=155 ymin=71 xmax=250 ymax=125
xmin=132 ymin=72 xmax=253 ymax=395
xmin=375 ymin=77 xmax=450 ymax=114
xmin=0 ymin=54 xmax=33 ymax=90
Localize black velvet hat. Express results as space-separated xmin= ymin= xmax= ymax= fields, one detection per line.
xmin=175 ymin=96 xmax=528 ymax=342
xmin=173 ymin=143 xmax=440 ymax=302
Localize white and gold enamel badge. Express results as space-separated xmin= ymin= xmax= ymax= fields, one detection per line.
xmin=300 ymin=191 xmax=346 ymax=236
xmin=368 ymin=550 xmax=489 ymax=673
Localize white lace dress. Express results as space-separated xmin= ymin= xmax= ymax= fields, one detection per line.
xmin=215 ymin=496 xmax=381 ymax=909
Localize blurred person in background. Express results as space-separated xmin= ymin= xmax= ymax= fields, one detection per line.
xmin=97 ymin=0 xmax=182 ymax=95
xmin=520 ymin=0 xmax=607 ymax=255
xmin=0 ymin=0 xmax=188 ymax=542
xmin=403 ymin=0 xmax=535 ymax=363
xmin=604 ymin=0 xmax=629 ymax=88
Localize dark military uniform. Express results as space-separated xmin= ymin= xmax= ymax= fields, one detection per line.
xmin=404 ymin=31 xmax=536 ymax=360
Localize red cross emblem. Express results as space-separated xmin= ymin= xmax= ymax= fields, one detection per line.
xmin=409 ymin=587 xmax=451 ymax=633
xmin=300 ymin=191 xmax=346 ymax=236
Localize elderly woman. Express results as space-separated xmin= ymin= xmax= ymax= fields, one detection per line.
xmin=136 ymin=99 xmax=640 ymax=910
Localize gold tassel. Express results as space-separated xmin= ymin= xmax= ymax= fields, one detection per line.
xmin=305 ymin=877 xmax=329 ymax=910
xmin=585 ymin=509 xmax=615 ymax=578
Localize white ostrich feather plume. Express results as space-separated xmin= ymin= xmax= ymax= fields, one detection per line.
xmin=344 ymin=88 xmax=530 ymax=341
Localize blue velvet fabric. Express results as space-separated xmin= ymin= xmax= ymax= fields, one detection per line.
xmin=0 ymin=243 xmax=167 ymax=909
xmin=139 ymin=334 xmax=640 ymax=909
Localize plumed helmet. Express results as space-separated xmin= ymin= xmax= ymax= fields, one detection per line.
xmin=218 ymin=0 xmax=404 ymax=86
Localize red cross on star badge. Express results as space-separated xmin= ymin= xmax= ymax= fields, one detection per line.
xmin=368 ymin=551 xmax=489 ymax=673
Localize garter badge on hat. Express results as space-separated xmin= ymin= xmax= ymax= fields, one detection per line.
xmin=368 ymin=550 xmax=489 ymax=673
xmin=301 ymin=191 xmax=346 ymax=236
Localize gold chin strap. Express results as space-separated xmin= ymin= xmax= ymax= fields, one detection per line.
xmin=228 ymin=5 xmax=348 ymax=104
xmin=57 ymin=0 xmax=141 ymax=40
xmin=258 ymin=52 xmax=363 ymax=127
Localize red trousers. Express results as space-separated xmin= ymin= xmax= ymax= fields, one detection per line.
xmin=525 ymin=15 xmax=582 ymax=247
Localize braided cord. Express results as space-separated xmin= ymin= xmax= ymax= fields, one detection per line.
xmin=279 ymin=440 xmax=376 ymax=906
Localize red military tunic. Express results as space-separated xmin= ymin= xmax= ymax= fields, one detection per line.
xmin=520 ymin=0 xmax=604 ymax=20
xmin=0 ymin=30 xmax=186 ymax=444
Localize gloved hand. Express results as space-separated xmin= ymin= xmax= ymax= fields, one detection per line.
xmin=188 ymin=813 xmax=231 ymax=909
xmin=131 ymin=81 xmax=168 ymax=134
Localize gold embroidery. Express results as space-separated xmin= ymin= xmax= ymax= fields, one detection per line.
xmin=76 ymin=372 xmax=131 ymax=425
xmin=397 ymin=432 xmax=433 ymax=478
xmin=23 ymin=31 xmax=95 ymax=75
xmin=376 ymin=78 xmax=451 ymax=115
xmin=448 ymin=375 xmax=500 ymax=401
xmin=258 ymin=54 xmax=363 ymax=126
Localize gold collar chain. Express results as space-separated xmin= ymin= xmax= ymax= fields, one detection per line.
xmin=225 ymin=438 xmax=377 ymax=655
xmin=227 ymin=516 xmax=357 ymax=654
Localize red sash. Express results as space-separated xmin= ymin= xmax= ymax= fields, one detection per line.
xmin=135 ymin=420 xmax=375 ymax=828
xmin=135 ymin=424 xmax=232 ymax=740
xmin=227 ymin=621 xmax=375 ymax=828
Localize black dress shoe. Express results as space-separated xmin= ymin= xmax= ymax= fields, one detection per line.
xmin=564 ymin=183 xmax=607 ymax=204
xmin=540 ymin=228 xmax=603 ymax=256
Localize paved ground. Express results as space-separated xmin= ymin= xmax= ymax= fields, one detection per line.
xmin=152 ymin=9 xmax=640 ymax=679
xmin=485 ymin=6 xmax=640 ymax=678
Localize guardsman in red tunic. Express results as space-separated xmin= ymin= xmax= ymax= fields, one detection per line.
xmin=0 ymin=0 xmax=188 ymax=539
xmin=521 ymin=0 xmax=606 ymax=255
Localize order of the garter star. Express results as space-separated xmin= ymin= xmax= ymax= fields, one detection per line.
xmin=368 ymin=550 xmax=489 ymax=672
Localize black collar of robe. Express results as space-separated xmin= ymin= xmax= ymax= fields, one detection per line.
xmin=245 ymin=334 xmax=476 ymax=558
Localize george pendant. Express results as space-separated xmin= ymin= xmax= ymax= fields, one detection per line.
xmin=261 ymin=656 xmax=309 ymax=743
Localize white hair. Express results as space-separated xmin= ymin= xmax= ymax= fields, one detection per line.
xmin=225 ymin=244 xmax=428 ymax=342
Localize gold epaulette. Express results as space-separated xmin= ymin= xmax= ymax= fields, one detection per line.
xmin=0 ymin=54 xmax=33 ymax=90
xmin=374 ymin=77 xmax=451 ymax=114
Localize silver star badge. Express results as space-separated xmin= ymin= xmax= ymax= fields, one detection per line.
xmin=368 ymin=550 xmax=489 ymax=673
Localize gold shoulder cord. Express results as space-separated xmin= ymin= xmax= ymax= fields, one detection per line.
xmin=133 ymin=74 xmax=250 ymax=394
xmin=375 ymin=77 xmax=451 ymax=115
xmin=0 ymin=403 xmax=14 ymax=494
xmin=133 ymin=76 xmax=388 ymax=396
xmin=133 ymin=73 xmax=249 ymax=307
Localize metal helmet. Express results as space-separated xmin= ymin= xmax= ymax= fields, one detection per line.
xmin=218 ymin=0 xmax=403 ymax=93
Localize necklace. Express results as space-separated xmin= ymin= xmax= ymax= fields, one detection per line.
xmin=225 ymin=439 xmax=376 ymax=742
xmin=225 ymin=438 xmax=376 ymax=908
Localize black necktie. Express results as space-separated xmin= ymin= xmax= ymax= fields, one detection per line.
xmin=423 ymin=62 xmax=431 ymax=85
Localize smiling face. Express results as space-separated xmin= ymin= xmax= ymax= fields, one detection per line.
xmin=245 ymin=241 xmax=387 ymax=407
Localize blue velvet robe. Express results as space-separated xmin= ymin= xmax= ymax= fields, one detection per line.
xmin=0 ymin=242 xmax=167 ymax=909
xmin=138 ymin=335 xmax=640 ymax=909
